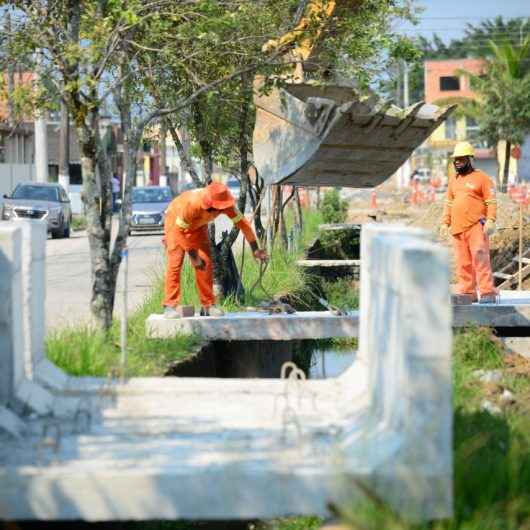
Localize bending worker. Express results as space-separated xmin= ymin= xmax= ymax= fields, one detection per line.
xmin=440 ymin=141 xmax=497 ymax=304
xmin=163 ymin=181 xmax=268 ymax=318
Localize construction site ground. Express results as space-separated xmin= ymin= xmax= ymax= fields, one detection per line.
xmin=346 ymin=183 xmax=530 ymax=288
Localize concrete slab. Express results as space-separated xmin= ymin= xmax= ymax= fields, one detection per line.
xmin=453 ymin=291 xmax=530 ymax=328
xmin=297 ymin=259 xmax=360 ymax=267
xmin=501 ymin=337 xmax=530 ymax=358
xmin=146 ymin=311 xmax=359 ymax=341
xmin=0 ymin=223 xmax=453 ymax=522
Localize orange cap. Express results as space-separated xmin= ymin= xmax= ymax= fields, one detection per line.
xmin=202 ymin=182 xmax=235 ymax=210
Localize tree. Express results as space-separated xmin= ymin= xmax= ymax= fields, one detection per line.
xmin=0 ymin=0 xmax=294 ymax=328
xmin=142 ymin=0 xmax=420 ymax=299
xmin=473 ymin=38 xmax=530 ymax=188
xmin=407 ymin=17 xmax=530 ymax=102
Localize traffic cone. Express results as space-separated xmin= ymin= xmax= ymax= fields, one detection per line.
xmin=370 ymin=190 xmax=377 ymax=209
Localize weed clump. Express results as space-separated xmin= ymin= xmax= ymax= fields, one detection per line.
xmin=321 ymin=189 xmax=348 ymax=224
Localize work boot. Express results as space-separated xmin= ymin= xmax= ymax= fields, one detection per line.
xmin=451 ymin=294 xmax=477 ymax=305
xmin=200 ymin=305 xmax=225 ymax=317
xmin=163 ymin=306 xmax=181 ymax=319
xmin=479 ymin=293 xmax=498 ymax=304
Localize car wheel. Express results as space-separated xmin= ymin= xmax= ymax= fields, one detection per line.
xmin=63 ymin=223 xmax=71 ymax=238
xmin=51 ymin=228 xmax=63 ymax=239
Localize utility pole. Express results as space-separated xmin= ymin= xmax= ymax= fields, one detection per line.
xmin=58 ymin=98 xmax=70 ymax=192
xmin=159 ymin=120 xmax=168 ymax=188
xmin=398 ymin=61 xmax=411 ymax=189
xmin=34 ymin=51 xmax=48 ymax=182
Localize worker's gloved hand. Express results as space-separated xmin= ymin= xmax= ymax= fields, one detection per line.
xmin=484 ymin=220 xmax=496 ymax=236
xmin=253 ymin=248 xmax=269 ymax=262
xmin=439 ymin=224 xmax=450 ymax=239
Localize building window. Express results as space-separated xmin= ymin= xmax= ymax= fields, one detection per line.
xmin=440 ymin=76 xmax=460 ymax=91
xmin=445 ymin=115 xmax=457 ymax=140
xmin=465 ymin=116 xmax=480 ymax=140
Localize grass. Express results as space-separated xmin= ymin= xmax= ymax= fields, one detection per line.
xmin=71 ymin=214 xmax=87 ymax=232
xmin=333 ymin=326 xmax=530 ymax=530
xmin=46 ymin=278 xmax=200 ymax=377
xmin=46 ymin=208 xmax=326 ymax=377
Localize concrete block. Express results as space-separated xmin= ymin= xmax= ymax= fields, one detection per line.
xmin=147 ymin=311 xmax=359 ymax=341
xmin=0 ymin=224 xmax=453 ymax=523
xmin=0 ymin=224 xmax=23 ymax=407
xmin=175 ymin=305 xmax=195 ymax=317
xmin=15 ymin=379 xmax=54 ymax=416
xmin=501 ymin=337 xmax=530 ymax=358
xmin=0 ymin=406 xmax=26 ymax=439
xmin=34 ymin=358 xmax=70 ymax=391
xmin=16 ymin=219 xmax=47 ymax=376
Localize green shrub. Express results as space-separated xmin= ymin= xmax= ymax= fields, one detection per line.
xmin=321 ymin=189 xmax=348 ymax=224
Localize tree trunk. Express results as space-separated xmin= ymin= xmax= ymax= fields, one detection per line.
xmin=295 ymin=187 xmax=303 ymax=234
xmin=503 ymin=140 xmax=511 ymax=192
xmin=166 ymin=123 xmax=201 ymax=187
xmin=77 ymin=115 xmax=114 ymax=330
xmin=192 ymin=99 xmax=213 ymax=184
xmin=58 ymin=98 xmax=70 ymax=192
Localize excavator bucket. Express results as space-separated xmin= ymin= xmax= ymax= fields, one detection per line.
xmin=253 ymin=83 xmax=455 ymax=188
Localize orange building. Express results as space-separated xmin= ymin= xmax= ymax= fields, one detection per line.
xmin=419 ymin=58 xmax=498 ymax=180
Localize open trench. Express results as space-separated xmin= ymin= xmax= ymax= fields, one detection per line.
xmin=166 ymin=225 xmax=360 ymax=380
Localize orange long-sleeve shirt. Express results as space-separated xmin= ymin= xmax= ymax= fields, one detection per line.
xmin=442 ymin=170 xmax=497 ymax=235
xmin=164 ymin=188 xmax=257 ymax=251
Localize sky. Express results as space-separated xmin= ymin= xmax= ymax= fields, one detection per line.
xmin=397 ymin=0 xmax=530 ymax=43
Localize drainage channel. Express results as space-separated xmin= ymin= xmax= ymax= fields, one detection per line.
xmin=166 ymin=339 xmax=356 ymax=379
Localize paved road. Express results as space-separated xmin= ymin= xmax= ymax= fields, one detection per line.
xmin=45 ymin=229 xmax=166 ymax=331
xmin=45 ymin=215 xmax=243 ymax=331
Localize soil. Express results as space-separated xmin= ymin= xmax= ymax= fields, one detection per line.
xmin=348 ymin=190 xmax=530 ymax=286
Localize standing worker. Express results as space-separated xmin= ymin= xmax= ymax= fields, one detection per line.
xmin=439 ymin=142 xmax=498 ymax=304
xmin=163 ymin=181 xmax=268 ymax=318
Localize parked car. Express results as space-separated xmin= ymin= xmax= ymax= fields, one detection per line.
xmin=129 ymin=186 xmax=173 ymax=235
xmin=226 ymin=176 xmax=241 ymax=201
xmin=1 ymin=182 xmax=72 ymax=238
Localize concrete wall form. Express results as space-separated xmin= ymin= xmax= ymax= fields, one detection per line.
xmin=0 ymin=222 xmax=453 ymax=522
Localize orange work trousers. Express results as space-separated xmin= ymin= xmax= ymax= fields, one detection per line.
xmin=163 ymin=231 xmax=215 ymax=308
xmin=452 ymin=221 xmax=496 ymax=297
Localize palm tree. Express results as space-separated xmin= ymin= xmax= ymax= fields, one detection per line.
xmin=436 ymin=37 xmax=530 ymax=189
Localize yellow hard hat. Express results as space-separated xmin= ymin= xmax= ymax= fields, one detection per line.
xmin=450 ymin=141 xmax=475 ymax=158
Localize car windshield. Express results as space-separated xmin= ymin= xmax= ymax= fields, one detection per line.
xmin=132 ymin=187 xmax=172 ymax=203
xmin=12 ymin=185 xmax=59 ymax=202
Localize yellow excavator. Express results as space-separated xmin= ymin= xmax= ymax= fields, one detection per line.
xmin=253 ymin=0 xmax=455 ymax=188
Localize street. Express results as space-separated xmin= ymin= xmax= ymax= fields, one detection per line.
xmin=44 ymin=215 xmax=243 ymax=331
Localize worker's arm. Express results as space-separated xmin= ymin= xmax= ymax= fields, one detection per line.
xmin=224 ymin=206 xmax=268 ymax=260
xmin=441 ymin=178 xmax=454 ymax=227
xmin=482 ymin=176 xmax=497 ymax=221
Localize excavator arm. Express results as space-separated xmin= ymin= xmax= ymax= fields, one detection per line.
xmin=262 ymin=0 xmax=338 ymax=63
xmin=253 ymin=0 xmax=456 ymax=188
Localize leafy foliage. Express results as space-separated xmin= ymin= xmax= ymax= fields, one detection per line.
xmin=321 ymin=188 xmax=349 ymax=224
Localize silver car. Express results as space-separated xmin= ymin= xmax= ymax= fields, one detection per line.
xmin=129 ymin=186 xmax=173 ymax=235
xmin=2 ymin=182 xmax=72 ymax=238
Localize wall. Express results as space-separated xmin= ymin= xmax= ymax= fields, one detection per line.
xmin=0 ymin=163 xmax=35 ymax=197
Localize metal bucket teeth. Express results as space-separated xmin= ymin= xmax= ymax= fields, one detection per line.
xmin=253 ymin=82 xmax=455 ymax=188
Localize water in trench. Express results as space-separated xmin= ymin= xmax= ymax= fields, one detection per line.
xmin=309 ymin=346 xmax=356 ymax=379
xmin=166 ymin=339 xmax=357 ymax=380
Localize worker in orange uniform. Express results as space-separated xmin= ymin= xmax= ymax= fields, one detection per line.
xmin=440 ymin=142 xmax=498 ymax=304
xmin=163 ymin=181 xmax=268 ymax=318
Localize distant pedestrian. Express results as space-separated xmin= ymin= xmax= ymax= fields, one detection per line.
xmin=112 ymin=174 xmax=120 ymax=213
